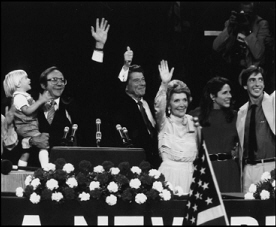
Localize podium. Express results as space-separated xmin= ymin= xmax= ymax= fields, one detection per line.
xmin=49 ymin=146 xmax=146 ymax=170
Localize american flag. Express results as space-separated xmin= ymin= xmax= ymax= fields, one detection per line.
xmin=183 ymin=142 xmax=229 ymax=225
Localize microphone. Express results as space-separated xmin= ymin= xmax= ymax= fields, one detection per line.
xmin=96 ymin=118 xmax=101 ymax=132
xmin=1 ymin=159 xmax=39 ymax=175
xmin=63 ymin=126 xmax=70 ymax=138
xmin=122 ymin=127 xmax=133 ymax=147
xmin=60 ymin=126 xmax=69 ymax=146
xmin=122 ymin=127 xmax=130 ymax=141
xmin=96 ymin=118 xmax=102 ymax=147
xmin=116 ymin=124 xmax=127 ymax=145
xmin=69 ymin=124 xmax=78 ymax=146
xmin=71 ymin=124 xmax=78 ymax=138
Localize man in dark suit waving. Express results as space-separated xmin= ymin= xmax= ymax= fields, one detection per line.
xmin=114 ymin=49 xmax=161 ymax=169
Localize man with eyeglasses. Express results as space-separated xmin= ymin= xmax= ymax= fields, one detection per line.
xmin=21 ymin=18 xmax=110 ymax=166
xmin=21 ymin=66 xmax=80 ymax=167
xmin=113 ymin=47 xmax=161 ymax=169
xmin=38 ymin=66 xmax=79 ymax=146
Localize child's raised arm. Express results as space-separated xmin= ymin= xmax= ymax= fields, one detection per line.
xmin=21 ymin=91 xmax=52 ymax=116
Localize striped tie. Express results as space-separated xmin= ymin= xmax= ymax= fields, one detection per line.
xmin=47 ymin=100 xmax=56 ymax=125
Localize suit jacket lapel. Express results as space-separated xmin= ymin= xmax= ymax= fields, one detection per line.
xmin=262 ymin=92 xmax=275 ymax=135
xmin=237 ymin=102 xmax=249 ymax=152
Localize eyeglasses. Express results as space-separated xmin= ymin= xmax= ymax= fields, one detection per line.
xmin=47 ymin=77 xmax=67 ymax=85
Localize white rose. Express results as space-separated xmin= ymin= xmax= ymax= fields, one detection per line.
xmin=135 ymin=193 xmax=147 ymax=204
xmin=110 ymin=167 xmax=120 ymax=175
xmin=244 ymin=192 xmax=255 ymax=200
xmin=46 ymin=179 xmax=59 ymax=191
xmin=261 ymin=171 xmax=271 ymax=181
xmin=79 ymin=192 xmax=90 ymax=201
xmin=94 ymin=165 xmax=104 ymax=173
xmin=107 ymin=181 xmax=119 ymax=193
xmin=66 ymin=177 xmax=78 ymax=188
xmin=129 ymin=178 xmax=141 ymax=189
xmin=149 ymin=169 xmax=161 ymax=179
xmin=31 ymin=178 xmax=41 ymax=190
xmin=248 ymin=184 xmax=257 ymax=193
xmin=24 ymin=175 xmax=33 ymax=186
xmin=131 ymin=166 xmax=142 ymax=175
xmin=89 ymin=181 xmax=100 ymax=191
xmin=272 ymin=180 xmax=275 ymax=188
xmin=106 ymin=194 xmax=117 ymax=206
xmin=52 ymin=192 xmax=64 ymax=202
xmin=15 ymin=187 xmax=24 ymax=197
xmin=63 ymin=163 xmax=75 ymax=173
xmin=29 ymin=192 xmax=41 ymax=204
xmin=43 ymin=163 xmax=56 ymax=172
xmin=174 ymin=186 xmax=184 ymax=196
xmin=160 ymin=189 xmax=171 ymax=201
xmin=152 ymin=181 xmax=163 ymax=192
xmin=260 ymin=190 xmax=270 ymax=200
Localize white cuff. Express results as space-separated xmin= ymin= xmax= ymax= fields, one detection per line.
xmin=118 ymin=67 xmax=129 ymax=82
xmin=22 ymin=137 xmax=31 ymax=149
xmin=92 ymin=50 xmax=103 ymax=63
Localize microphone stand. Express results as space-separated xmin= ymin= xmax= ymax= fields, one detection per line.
xmin=122 ymin=127 xmax=133 ymax=147
xmin=96 ymin=140 xmax=100 ymax=147
xmin=68 ymin=124 xmax=78 ymax=146
xmin=96 ymin=119 xmax=102 ymax=147
xmin=96 ymin=132 xmax=101 ymax=147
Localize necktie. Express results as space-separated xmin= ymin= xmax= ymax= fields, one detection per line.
xmin=137 ymin=100 xmax=155 ymax=137
xmin=248 ymin=104 xmax=257 ymax=161
xmin=47 ymin=100 xmax=56 ymax=125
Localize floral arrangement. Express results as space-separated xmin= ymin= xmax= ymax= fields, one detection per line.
xmin=16 ymin=159 xmax=185 ymax=205
xmin=244 ymin=168 xmax=275 ymax=200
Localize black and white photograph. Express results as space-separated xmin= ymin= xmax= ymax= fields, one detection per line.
xmin=1 ymin=2 xmax=275 ymax=225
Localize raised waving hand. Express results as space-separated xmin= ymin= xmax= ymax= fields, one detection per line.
xmin=91 ymin=18 xmax=110 ymax=49
xmin=158 ymin=60 xmax=174 ymax=84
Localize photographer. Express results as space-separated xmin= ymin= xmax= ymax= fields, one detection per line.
xmin=213 ymin=2 xmax=272 ymax=69
xmin=212 ymin=2 xmax=273 ymax=108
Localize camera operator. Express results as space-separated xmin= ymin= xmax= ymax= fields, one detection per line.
xmin=212 ymin=2 xmax=273 ymax=108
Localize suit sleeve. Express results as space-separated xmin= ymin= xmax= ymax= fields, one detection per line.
xmin=213 ymin=20 xmax=232 ymax=52
xmin=244 ymin=20 xmax=271 ymax=60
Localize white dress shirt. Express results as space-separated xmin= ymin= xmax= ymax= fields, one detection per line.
xmin=92 ymin=50 xmax=104 ymax=63
xmin=118 ymin=67 xmax=129 ymax=82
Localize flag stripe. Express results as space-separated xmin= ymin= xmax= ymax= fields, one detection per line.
xmin=197 ymin=205 xmax=224 ymax=225
xmin=200 ymin=216 xmax=227 ymax=226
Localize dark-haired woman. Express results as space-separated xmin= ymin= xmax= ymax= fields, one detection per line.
xmin=189 ymin=77 xmax=241 ymax=192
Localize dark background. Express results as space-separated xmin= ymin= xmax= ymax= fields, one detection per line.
xmin=2 ymin=2 xmax=275 ymax=103
xmin=1 ymin=2 xmax=275 ymax=145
